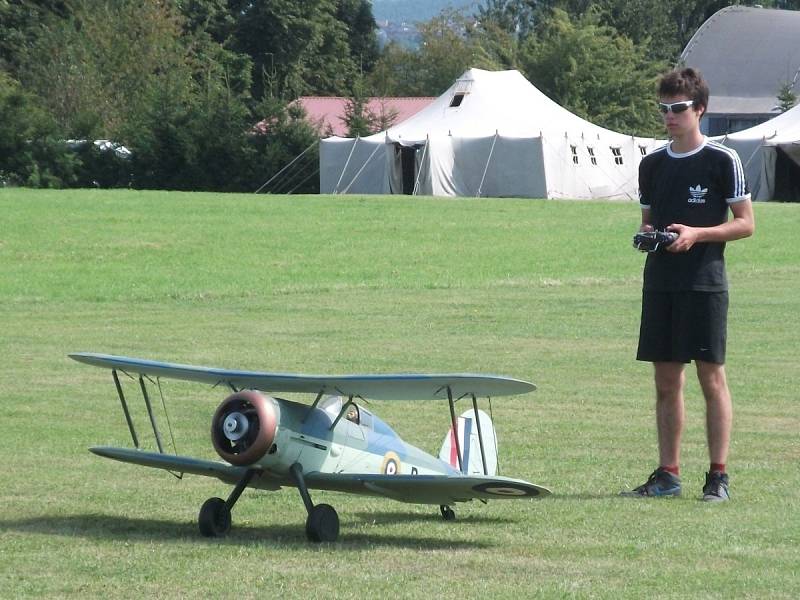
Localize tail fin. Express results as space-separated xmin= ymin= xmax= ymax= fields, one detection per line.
xmin=438 ymin=408 xmax=498 ymax=475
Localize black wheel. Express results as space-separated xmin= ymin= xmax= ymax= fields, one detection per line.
xmin=305 ymin=503 xmax=339 ymax=542
xmin=199 ymin=497 xmax=231 ymax=537
xmin=440 ymin=505 xmax=456 ymax=521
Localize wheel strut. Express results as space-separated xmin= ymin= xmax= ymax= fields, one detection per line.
xmin=225 ymin=468 xmax=258 ymax=511
xmin=289 ymin=462 xmax=339 ymax=542
xmin=198 ymin=468 xmax=258 ymax=537
xmin=289 ymin=463 xmax=314 ymax=514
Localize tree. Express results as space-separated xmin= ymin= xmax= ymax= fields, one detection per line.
xmin=337 ymin=0 xmax=380 ymax=73
xmin=472 ymin=19 xmax=523 ymax=70
xmin=13 ymin=0 xmax=259 ymax=191
xmin=481 ymin=1 xmax=782 ymax=66
xmin=366 ymin=42 xmax=423 ymax=96
xmin=342 ymin=78 xmax=375 ymax=138
xmin=0 ymin=0 xmax=396 ymax=191
xmin=228 ymin=0 xmax=365 ymax=100
xmin=590 ymin=0 xmax=682 ymax=63
xmin=0 ymin=0 xmax=70 ymax=75
xmin=0 ymin=72 xmax=78 ymax=187
xmin=475 ymin=0 xmax=540 ymax=40
xmin=339 ymin=74 xmax=401 ymax=137
xmin=776 ymin=81 xmax=798 ymax=113
xmin=519 ymin=8 xmax=666 ymax=137
xmin=177 ymin=0 xmax=236 ymax=42
xmin=248 ymin=98 xmax=320 ymax=194
xmin=369 ymin=9 xmax=504 ymax=96
xmin=18 ymin=0 xmax=195 ymax=140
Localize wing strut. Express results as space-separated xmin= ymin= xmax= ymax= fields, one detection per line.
xmin=301 ymin=390 xmax=325 ymax=423
xmin=330 ymin=396 xmax=357 ymax=430
xmin=110 ymin=370 xmax=181 ymax=477
xmin=112 ymin=369 xmax=139 ymax=449
xmin=139 ymin=375 xmax=165 ymax=454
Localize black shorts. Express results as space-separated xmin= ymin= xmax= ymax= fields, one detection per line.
xmin=637 ymin=291 xmax=728 ymax=364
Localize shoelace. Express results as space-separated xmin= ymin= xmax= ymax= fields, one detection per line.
xmin=704 ymin=473 xmax=726 ymax=495
xmin=635 ymin=470 xmax=661 ymax=494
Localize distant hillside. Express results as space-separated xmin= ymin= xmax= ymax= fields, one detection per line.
xmin=372 ymin=0 xmax=478 ymax=24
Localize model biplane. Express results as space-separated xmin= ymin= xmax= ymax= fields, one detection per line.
xmin=71 ymin=352 xmax=550 ymax=542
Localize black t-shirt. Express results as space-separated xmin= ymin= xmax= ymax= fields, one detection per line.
xmin=638 ymin=139 xmax=750 ymax=292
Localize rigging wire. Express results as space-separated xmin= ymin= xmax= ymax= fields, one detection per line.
xmin=156 ymin=377 xmax=183 ymax=480
xmin=254 ymin=140 xmax=319 ymax=194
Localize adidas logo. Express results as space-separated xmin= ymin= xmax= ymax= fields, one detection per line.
xmin=688 ymin=184 xmax=708 ymax=204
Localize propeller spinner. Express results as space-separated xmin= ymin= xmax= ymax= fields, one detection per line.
xmin=223 ymin=412 xmax=250 ymax=441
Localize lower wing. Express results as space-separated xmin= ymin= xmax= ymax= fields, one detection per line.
xmin=90 ymin=446 xmax=551 ymax=504
xmin=304 ymin=472 xmax=551 ymax=504
xmin=89 ymin=446 xmax=282 ymax=490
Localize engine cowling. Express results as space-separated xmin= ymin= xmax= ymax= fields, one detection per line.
xmin=211 ymin=390 xmax=278 ymax=466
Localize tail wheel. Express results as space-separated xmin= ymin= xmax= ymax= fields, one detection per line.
xmin=440 ymin=505 xmax=456 ymax=521
xmin=211 ymin=390 xmax=277 ymax=466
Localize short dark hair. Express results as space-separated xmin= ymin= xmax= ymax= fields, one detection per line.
xmin=658 ymin=67 xmax=709 ymax=115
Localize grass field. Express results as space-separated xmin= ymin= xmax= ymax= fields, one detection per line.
xmin=1 ymin=188 xmax=798 ymax=598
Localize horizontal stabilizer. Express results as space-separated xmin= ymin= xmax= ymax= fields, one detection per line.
xmin=70 ymin=353 xmax=536 ymax=400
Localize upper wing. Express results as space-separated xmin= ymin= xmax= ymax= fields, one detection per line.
xmin=70 ymin=353 xmax=535 ymax=400
xmin=303 ymin=472 xmax=551 ymax=504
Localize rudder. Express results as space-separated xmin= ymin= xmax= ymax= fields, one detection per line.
xmin=438 ymin=408 xmax=497 ymax=475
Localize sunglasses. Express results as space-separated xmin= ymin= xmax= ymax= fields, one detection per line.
xmin=658 ymin=100 xmax=695 ymax=114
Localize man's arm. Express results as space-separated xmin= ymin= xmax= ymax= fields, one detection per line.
xmin=640 ymin=207 xmax=653 ymax=232
xmin=666 ymin=199 xmax=755 ymax=252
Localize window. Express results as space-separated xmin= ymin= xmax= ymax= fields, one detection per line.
xmin=611 ymin=147 xmax=623 ymax=165
xmin=570 ymin=145 xmax=579 ymax=164
xmin=587 ymin=146 xmax=597 ymax=166
xmin=449 ymin=76 xmax=473 ymax=108
xmin=449 ymin=92 xmax=466 ymax=107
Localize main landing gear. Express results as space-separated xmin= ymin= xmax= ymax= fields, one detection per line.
xmin=197 ymin=464 xmax=340 ymax=543
xmin=199 ymin=468 xmax=257 ymax=537
xmin=440 ymin=505 xmax=456 ymax=521
xmin=290 ymin=463 xmax=340 ymax=542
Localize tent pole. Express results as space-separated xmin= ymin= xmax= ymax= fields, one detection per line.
xmin=333 ymin=136 xmax=360 ymax=194
xmin=412 ymin=136 xmax=430 ymax=196
xmin=340 ymin=142 xmax=384 ymax=194
xmin=476 ymin=131 xmax=499 ymax=197
xmin=739 ymin=137 xmax=765 ymax=170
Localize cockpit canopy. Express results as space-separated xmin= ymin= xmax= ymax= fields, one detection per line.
xmin=318 ymin=395 xmax=385 ymax=433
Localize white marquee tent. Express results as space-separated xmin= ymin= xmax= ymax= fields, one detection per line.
xmin=320 ymin=69 xmax=660 ymax=200
xmin=719 ymin=103 xmax=800 ymax=201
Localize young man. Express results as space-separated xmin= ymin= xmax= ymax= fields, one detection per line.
xmin=623 ymin=68 xmax=755 ymax=501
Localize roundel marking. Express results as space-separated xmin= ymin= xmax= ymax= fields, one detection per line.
xmin=472 ymin=482 xmax=540 ymax=497
xmin=381 ymin=451 xmax=401 ymax=475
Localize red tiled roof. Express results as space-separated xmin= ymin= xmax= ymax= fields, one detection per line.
xmin=295 ymin=96 xmax=435 ymax=137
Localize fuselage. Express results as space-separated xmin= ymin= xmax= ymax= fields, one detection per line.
xmin=252 ymin=396 xmax=460 ymax=478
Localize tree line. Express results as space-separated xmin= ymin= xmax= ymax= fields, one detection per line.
xmin=1 ymin=0 xmax=796 ymax=192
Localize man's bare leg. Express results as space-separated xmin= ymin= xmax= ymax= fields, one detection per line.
xmin=654 ymin=361 xmax=686 ymax=469
xmin=696 ymin=360 xmax=732 ymax=466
